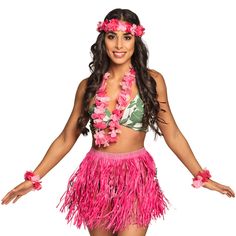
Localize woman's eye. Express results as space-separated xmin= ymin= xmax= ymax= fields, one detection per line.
xmin=124 ymin=35 xmax=132 ymax=40
xmin=107 ymin=34 xmax=115 ymax=39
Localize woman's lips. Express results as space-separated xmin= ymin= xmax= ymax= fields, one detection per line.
xmin=113 ymin=52 xmax=126 ymax=58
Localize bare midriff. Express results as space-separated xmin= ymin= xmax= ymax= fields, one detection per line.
xmin=91 ymin=125 xmax=146 ymax=153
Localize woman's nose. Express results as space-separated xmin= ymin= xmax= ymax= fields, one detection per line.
xmin=115 ymin=37 xmax=123 ymax=49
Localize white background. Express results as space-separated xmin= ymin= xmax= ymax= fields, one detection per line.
xmin=0 ymin=0 xmax=235 ymax=235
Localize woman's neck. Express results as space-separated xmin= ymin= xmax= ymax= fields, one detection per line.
xmin=108 ymin=63 xmax=132 ymax=81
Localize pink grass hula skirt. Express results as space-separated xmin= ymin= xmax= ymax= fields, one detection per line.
xmin=58 ymin=147 xmax=168 ymax=233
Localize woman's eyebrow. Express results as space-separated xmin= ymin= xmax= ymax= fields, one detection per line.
xmin=107 ymin=31 xmax=132 ymax=35
xmin=123 ymin=32 xmax=132 ymax=36
xmin=107 ymin=31 xmax=116 ymax=35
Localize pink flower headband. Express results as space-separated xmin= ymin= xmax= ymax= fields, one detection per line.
xmin=97 ymin=19 xmax=145 ymax=37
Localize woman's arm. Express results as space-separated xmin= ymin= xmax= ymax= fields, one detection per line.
xmin=150 ymin=70 xmax=235 ymax=197
xmin=32 ymin=78 xmax=88 ymax=179
xmin=1 ymin=78 xmax=89 ymax=204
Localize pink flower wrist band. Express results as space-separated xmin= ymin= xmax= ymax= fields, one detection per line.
xmin=24 ymin=171 xmax=42 ymax=190
xmin=192 ymin=169 xmax=211 ymax=188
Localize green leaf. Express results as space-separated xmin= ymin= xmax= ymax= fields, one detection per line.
xmin=130 ymin=109 xmax=143 ymax=123
xmin=120 ymin=115 xmax=130 ymax=124
xmin=136 ymin=97 xmax=144 ymax=107
xmin=88 ymin=105 xmax=94 ymax=114
xmin=105 ymin=109 xmax=111 ymax=117
xmin=127 ymin=100 xmax=136 ymax=108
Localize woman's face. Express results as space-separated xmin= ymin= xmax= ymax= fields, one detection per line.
xmin=104 ymin=31 xmax=135 ymax=66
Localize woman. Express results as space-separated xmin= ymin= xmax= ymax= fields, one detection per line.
xmin=1 ymin=8 xmax=234 ymax=236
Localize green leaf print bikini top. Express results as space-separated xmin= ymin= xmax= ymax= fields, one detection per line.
xmin=88 ymin=94 xmax=148 ymax=132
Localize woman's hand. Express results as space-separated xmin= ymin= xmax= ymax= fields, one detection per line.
xmin=1 ymin=181 xmax=34 ymax=205
xmin=203 ymin=179 xmax=235 ymax=198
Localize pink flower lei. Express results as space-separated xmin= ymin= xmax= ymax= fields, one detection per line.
xmin=91 ymin=68 xmax=136 ymax=147
xmin=97 ymin=19 xmax=145 ymax=37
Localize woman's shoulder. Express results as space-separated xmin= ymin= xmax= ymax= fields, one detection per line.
xmin=77 ymin=77 xmax=89 ymax=91
xmin=78 ymin=78 xmax=88 ymax=88
xmin=75 ymin=78 xmax=89 ymax=99
xmin=148 ymin=69 xmax=166 ymax=88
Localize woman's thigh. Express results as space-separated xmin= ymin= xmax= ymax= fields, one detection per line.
xmin=117 ymin=224 xmax=149 ymax=236
xmin=88 ymin=227 xmax=117 ymax=236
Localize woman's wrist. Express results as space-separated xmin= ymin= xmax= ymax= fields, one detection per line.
xmin=192 ymin=169 xmax=211 ymax=188
xmin=24 ymin=171 xmax=42 ymax=190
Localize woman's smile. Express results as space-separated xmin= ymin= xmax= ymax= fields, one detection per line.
xmin=113 ymin=51 xmax=127 ymax=58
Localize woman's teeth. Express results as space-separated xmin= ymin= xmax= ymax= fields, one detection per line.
xmin=113 ymin=52 xmax=126 ymax=58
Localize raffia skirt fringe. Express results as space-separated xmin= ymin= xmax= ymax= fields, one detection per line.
xmin=58 ymin=147 xmax=168 ymax=233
